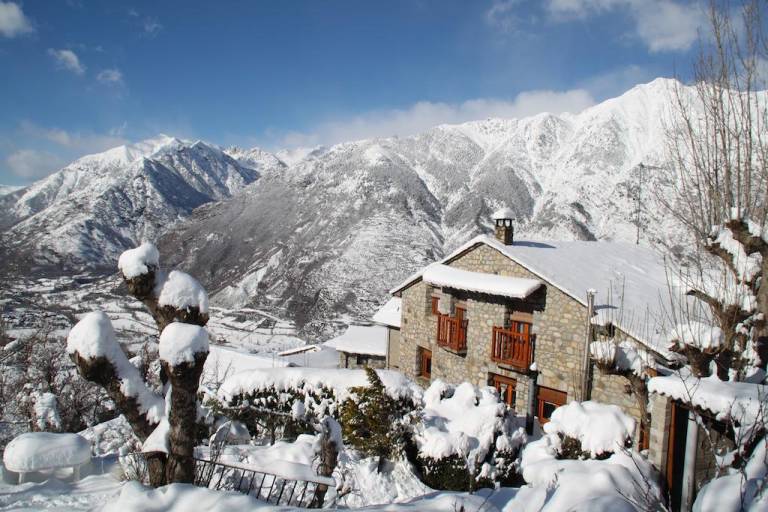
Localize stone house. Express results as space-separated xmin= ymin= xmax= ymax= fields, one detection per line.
xmin=382 ymin=209 xmax=737 ymax=510
xmin=388 ymin=209 xmax=677 ymax=445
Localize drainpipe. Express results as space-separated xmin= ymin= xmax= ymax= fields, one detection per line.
xmin=580 ymin=289 xmax=596 ymax=401
xmin=681 ymin=410 xmax=699 ymax=511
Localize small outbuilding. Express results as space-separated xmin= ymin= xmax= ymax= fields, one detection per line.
xmin=324 ymin=324 xmax=388 ymax=369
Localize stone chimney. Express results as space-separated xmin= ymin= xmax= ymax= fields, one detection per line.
xmin=492 ymin=207 xmax=515 ymax=245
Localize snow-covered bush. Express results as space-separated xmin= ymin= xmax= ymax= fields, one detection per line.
xmin=215 ymin=367 xmax=421 ymax=445
xmin=520 ymin=400 xmax=663 ymax=510
xmin=413 ymin=380 xmax=526 ymax=491
xmin=0 ymin=331 xmax=115 ymax=447
xmin=543 ymin=401 xmax=635 ymax=459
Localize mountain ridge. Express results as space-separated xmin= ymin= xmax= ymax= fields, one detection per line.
xmin=0 ymin=78 xmax=699 ymax=337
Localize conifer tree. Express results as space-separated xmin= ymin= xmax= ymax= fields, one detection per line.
xmin=340 ymin=367 xmax=407 ymax=472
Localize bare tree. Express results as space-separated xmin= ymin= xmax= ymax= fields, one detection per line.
xmin=655 ymin=1 xmax=768 ymax=507
xmin=663 ymin=0 xmax=768 ymax=380
xmin=67 ymin=244 xmax=210 ymax=486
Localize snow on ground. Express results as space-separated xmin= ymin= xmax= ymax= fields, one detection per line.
xmin=336 ymin=455 xmax=432 ymax=508
xmin=520 ymin=438 xmax=661 ymax=511
xmin=0 ymin=474 xmax=121 ymax=511
xmin=2 ymin=275 xmax=310 ymax=358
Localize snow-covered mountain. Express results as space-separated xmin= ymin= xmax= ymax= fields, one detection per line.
xmin=157 ymin=78 xmax=688 ymax=337
xmin=0 ymin=135 xmax=280 ymax=274
xmin=0 ymin=185 xmax=22 ymax=197
xmin=0 ymin=78 xmax=702 ymax=336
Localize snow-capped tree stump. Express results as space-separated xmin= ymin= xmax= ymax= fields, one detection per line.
xmin=68 ymin=243 xmax=211 ymax=487
xmin=311 ymin=416 xmax=341 ymax=508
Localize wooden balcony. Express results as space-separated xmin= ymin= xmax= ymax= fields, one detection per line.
xmin=436 ymin=313 xmax=468 ymax=353
xmin=491 ymin=326 xmax=533 ymax=371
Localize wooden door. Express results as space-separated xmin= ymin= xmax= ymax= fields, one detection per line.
xmin=419 ymin=348 xmax=432 ymax=379
xmin=667 ymin=401 xmax=689 ymax=512
xmin=490 ymin=373 xmax=517 ymax=408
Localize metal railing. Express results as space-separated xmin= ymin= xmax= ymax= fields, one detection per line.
xmin=122 ymin=453 xmax=334 ymax=508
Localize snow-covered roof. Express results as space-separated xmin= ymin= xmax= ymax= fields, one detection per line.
xmin=278 ymin=344 xmax=341 ymax=368
xmin=423 ymin=263 xmax=541 ymax=299
xmin=492 ymin=207 xmax=515 ymax=220
xmin=323 ymin=324 xmax=388 ymax=357
xmin=371 ymin=297 xmax=402 ymax=328
xmin=649 ymin=370 xmax=767 ymax=428
xmin=392 ymin=235 xmax=672 ymax=356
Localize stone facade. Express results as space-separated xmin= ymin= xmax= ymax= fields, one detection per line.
xmin=338 ymin=352 xmax=387 ymax=370
xmin=397 ymin=242 xmax=646 ymax=441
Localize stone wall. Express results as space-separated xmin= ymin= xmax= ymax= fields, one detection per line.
xmin=339 ymin=352 xmax=387 ymax=370
xmin=398 ymin=242 xmax=646 ymax=436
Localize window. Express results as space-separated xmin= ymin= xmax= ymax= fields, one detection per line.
xmin=510 ymin=320 xmax=532 ymax=337
xmin=418 ymin=347 xmax=432 ymax=379
xmin=489 ymin=373 xmax=517 ymax=408
xmin=431 ymin=296 xmax=439 ymax=315
xmin=536 ymin=386 xmax=566 ymax=424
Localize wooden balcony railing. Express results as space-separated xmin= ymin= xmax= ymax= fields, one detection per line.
xmin=491 ymin=326 xmax=533 ymax=370
xmin=436 ymin=314 xmax=468 ymax=353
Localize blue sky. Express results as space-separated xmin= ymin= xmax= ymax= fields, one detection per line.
xmin=0 ymin=0 xmax=707 ymax=185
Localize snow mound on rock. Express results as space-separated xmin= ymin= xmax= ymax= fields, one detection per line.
xmin=3 ymin=432 xmax=91 ymax=472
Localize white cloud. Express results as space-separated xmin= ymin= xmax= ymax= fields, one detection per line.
xmin=142 ymin=17 xmax=162 ymax=36
xmin=275 ymin=88 xmax=595 ymax=148
xmin=0 ymin=1 xmax=33 ymax=38
xmin=19 ymin=121 xmax=129 ymax=152
xmin=546 ymin=0 xmax=706 ymax=52
xmin=97 ymin=68 xmax=124 ymax=84
xmin=579 ymin=64 xmax=658 ymax=100
xmin=47 ymin=48 xmax=85 ymax=75
xmin=485 ymin=0 xmax=523 ymax=33
xmin=5 ymin=149 xmax=65 ymax=179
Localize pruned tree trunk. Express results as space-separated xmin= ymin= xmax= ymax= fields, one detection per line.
xmin=162 ymin=353 xmax=208 ymax=484
xmin=311 ymin=416 xmax=340 ymax=508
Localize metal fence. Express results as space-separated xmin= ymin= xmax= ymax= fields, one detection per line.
xmin=122 ymin=453 xmax=334 ymax=509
